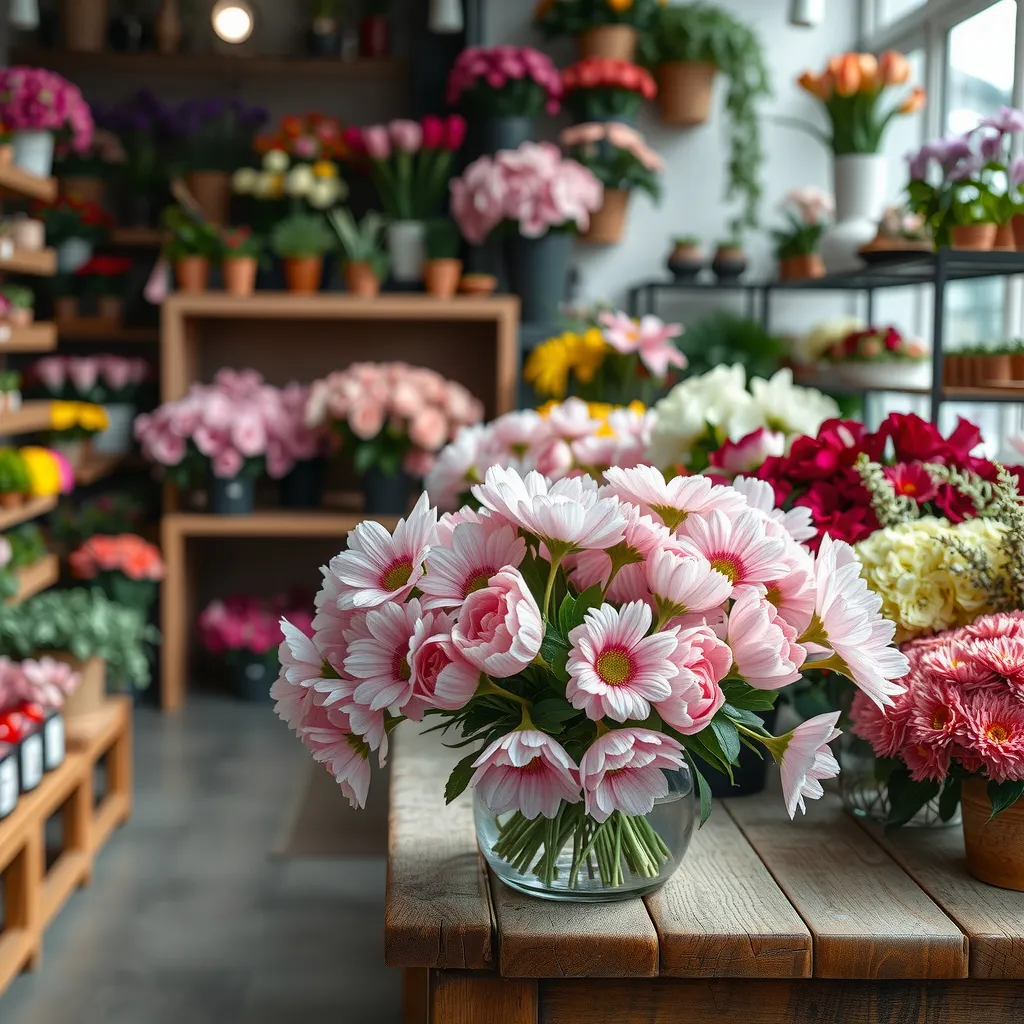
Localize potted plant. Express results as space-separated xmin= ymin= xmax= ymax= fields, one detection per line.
xmin=33 ymin=195 xmax=113 ymax=273
xmin=667 ymin=235 xmax=704 ymax=280
xmin=0 ymin=372 xmax=22 ymax=415
xmin=74 ymin=255 xmax=133 ymax=323
xmin=793 ymin=50 xmax=926 ymax=270
xmin=772 ymin=188 xmax=832 ymax=281
xmin=270 ymin=382 xmax=332 ymax=509
xmin=711 ymin=239 xmax=747 ymax=282
xmin=0 ymin=285 xmax=34 ymax=327
xmin=534 ymin=0 xmax=662 ymax=62
xmin=359 ymin=0 xmax=392 ymax=58
xmin=271 ymin=213 xmax=335 ymax=293
xmin=450 ymin=142 xmax=603 ymax=323
xmin=815 ymin=323 xmax=929 ymax=390
xmin=328 ymin=207 xmax=389 ymax=298
xmin=162 ymin=206 xmax=220 ymax=294
xmin=0 ymin=67 xmax=94 ymax=178
xmin=54 ymin=128 xmax=126 ymax=208
xmin=423 ymin=219 xmax=463 ymax=298
xmin=47 ymin=400 xmax=109 ymax=470
xmin=307 ymin=362 xmax=483 ymax=514
xmin=7 ymin=522 xmax=47 ymax=576
xmin=68 ymin=534 xmax=164 ymax=613
xmin=459 ymin=273 xmax=498 ymax=296
xmin=862 ymin=202 xmax=931 ymax=254
xmin=561 ymin=59 xmax=657 ymax=125
xmin=308 ymin=0 xmax=342 ymax=57
xmin=0 ymin=448 xmax=31 ymax=508
xmin=345 ymin=115 xmax=466 ymax=284
xmin=446 ymin=47 xmax=563 ymax=159
xmin=220 ymin=227 xmax=263 ymax=297
xmin=560 ymin=122 xmax=663 ymax=246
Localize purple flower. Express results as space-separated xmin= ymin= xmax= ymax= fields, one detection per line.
xmin=931 ymin=136 xmax=974 ymax=176
xmin=981 ymin=105 xmax=1024 ymax=134
xmin=1010 ymin=156 xmax=1024 ymax=191
xmin=906 ymin=145 xmax=931 ymax=181
xmin=979 ymin=129 xmax=1007 ymax=162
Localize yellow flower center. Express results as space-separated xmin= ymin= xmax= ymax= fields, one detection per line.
xmin=464 ymin=571 xmax=493 ymax=596
xmin=710 ymin=558 xmax=740 ymax=584
xmin=398 ymin=656 xmax=411 ymax=682
xmin=987 ymin=724 xmax=1010 ymax=744
xmin=932 ymin=708 xmax=950 ymax=730
xmin=382 ymin=561 xmax=413 ymax=592
xmin=765 ymin=586 xmax=783 ymax=608
xmin=596 ymin=649 xmax=632 ymax=686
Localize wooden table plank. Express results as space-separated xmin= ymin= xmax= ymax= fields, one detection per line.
xmin=645 ymin=808 xmax=812 ymax=978
xmin=726 ymin=793 xmax=968 ymax=979
xmin=385 ymin=728 xmax=494 ymax=970
xmin=859 ymin=819 xmax=1024 ymax=979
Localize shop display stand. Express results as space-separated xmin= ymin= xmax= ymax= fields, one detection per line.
xmin=158 ymin=292 xmax=520 ymax=711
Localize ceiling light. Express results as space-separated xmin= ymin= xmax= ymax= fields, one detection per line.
xmin=212 ymin=0 xmax=254 ymax=44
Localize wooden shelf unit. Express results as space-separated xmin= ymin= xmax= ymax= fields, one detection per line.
xmin=0 ymin=323 xmax=58 ymax=354
xmin=0 ymin=401 xmax=53 ymax=436
xmin=0 ymin=248 xmax=57 ymax=277
xmin=0 ymin=697 xmax=132 ymax=997
xmin=6 ymin=553 xmax=59 ymax=606
xmin=0 ymin=164 xmax=57 ymax=204
xmin=75 ymin=453 xmax=126 ymax=487
xmin=56 ymin=320 xmax=159 ymax=343
xmin=0 ymin=495 xmax=56 ymax=532
xmin=107 ymin=227 xmax=168 ymax=248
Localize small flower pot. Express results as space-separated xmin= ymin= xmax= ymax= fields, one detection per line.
xmin=17 ymin=722 xmax=43 ymax=793
xmin=56 ymin=237 xmax=94 ymax=274
xmin=657 ymin=61 xmax=717 ymax=127
xmin=424 ymin=258 xmax=464 ymax=299
xmin=577 ymin=25 xmax=638 ymax=61
xmin=985 ymin=354 xmax=1013 ymax=383
xmin=361 ymin=467 xmax=415 ymax=516
xmin=943 ymin=354 xmax=963 ymax=387
xmin=11 ymin=130 xmax=55 ymax=178
xmin=0 ymin=492 xmax=23 ymax=510
xmin=283 ymin=256 xmax=324 ymax=294
xmin=950 ymin=223 xmax=997 ymax=251
xmin=779 ymin=253 xmax=826 ymax=281
xmin=222 ymin=256 xmax=258 ymax=296
xmin=60 ymin=175 xmax=105 ymax=207
xmin=42 ymin=710 xmax=65 ymax=773
xmin=994 ymin=221 xmax=1016 ymax=250
xmin=344 ymin=260 xmax=381 ymax=298
xmin=208 ymin=473 xmax=256 ymax=516
xmin=459 ymin=273 xmax=497 ymax=296
xmin=185 ymin=170 xmax=232 ymax=227
xmin=54 ymin=296 xmax=80 ymax=323
xmin=711 ymin=247 xmax=747 ymax=283
xmin=278 ymin=457 xmax=327 ymax=509
xmin=12 ymin=218 xmax=45 ymax=252
xmin=97 ymin=295 xmax=123 ymax=325
xmin=582 ymin=188 xmax=630 ymax=245
xmin=231 ymin=653 xmax=275 ymax=702
xmin=63 ymin=0 xmax=109 ymax=52
xmin=1013 ymin=214 xmax=1024 ymax=251
xmin=1011 ymin=354 xmax=1024 ymax=380
xmin=175 ymin=256 xmax=210 ymax=293
xmin=386 ymin=220 xmax=427 ymax=285
xmin=8 ymin=307 xmax=33 ymax=328
xmin=962 ymin=778 xmax=1024 ymax=891
xmin=53 ymin=439 xmax=91 ymax=471
xmin=359 ymin=14 xmax=391 ymax=58
xmin=668 ymin=243 xmax=704 ymax=281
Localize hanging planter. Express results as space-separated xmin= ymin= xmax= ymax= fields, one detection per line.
xmin=562 ymin=59 xmax=657 ymax=126
xmin=534 ymin=0 xmax=662 ymax=65
xmin=657 ymin=62 xmax=716 ymax=126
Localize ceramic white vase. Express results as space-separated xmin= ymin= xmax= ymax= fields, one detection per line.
xmin=56 ymin=238 xmax=94 ymax=274
xmin=429 ymin=0 xmax=464 ymax=32
xmin=820 ymin=153 xmax=888 ymax=274
xmin=11 ymin=130 xmax=54 ymax=178
xmin=386 ymin=220 xmax=426 ymax=284
xmin=93 ymin=403 xmax=136 ymax=455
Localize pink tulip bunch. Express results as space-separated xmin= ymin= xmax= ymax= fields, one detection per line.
xmin=0 ymin=655 xmax=81 ymax=712
xmin=446 ymin=46 xmax=564 ymax=117
xmin=0 ymin=67 xmax=94 ymax=152
xmin=273 ymin=463 xmax=909 ymax=893
xmin=31 ymin=355 xmax=148 ymax=403
xmin=450 ymin=141 xmax=603 ymax=243
xmin=306 ymin=362 xmax=483 ymax=480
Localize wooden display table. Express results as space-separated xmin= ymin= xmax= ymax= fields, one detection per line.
xmin=387 ymin=728 xmax=1024 ymax=1024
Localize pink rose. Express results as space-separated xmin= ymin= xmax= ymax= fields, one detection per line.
xmin=212 ymin=447 xmax=244 ymax=479
xmin=349 ymin=401 xmax=385 ymax=441
xmin=404 ymin=613 xmax=480 ymax=722
xmin=363 ymin=126 xmax=392 ymax=160
xmin=657 ymin=625 xmax=732 ymax=734
xmin=409 ymin=407 xmax=447 ymax=452
xmin=101 ymin=355 xmax=133 ymax=392
xmin=726 ymin=586 xmax=806 ymax=690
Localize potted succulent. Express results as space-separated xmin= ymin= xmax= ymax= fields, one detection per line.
xmin=534 ymin=0 xmax=662 ymax=62
xmin=68 ymin=534 xmax=164 ymax=613
xmin=220 ymin=227 xmax=263 ymax=297
xmin=162 ymin=206 xmax=220 ymax=294
xmin=667 ymin=235 xmax=704 ymax=280
xmin=711 ymin=239 xmax=747 ymax=282
xmin=561 ymin=59 xmax=657 ymax=125
xmin=359 ymin=0 xmax=392 ymax=58
xmin=560 ymin=122 xmax=663 ymax=245
xmin=271 ymin=213 xmax=335 ymax=294
xmin=0 ymin=372 xmax=22 ymax=415
xmin=772 ymin=188 xmax=832 ymax=281
xmin=0 ymin=448 xmax=30 ymax=509
xmin=0 ymin=285 xmax=34 ymax=327
xmin=74 ymin=255 xmax=133 ymax=323
xmin=328 ymin=207 xmax=389 ymax=298
xmin=423 ymin=219 xmax=463 ymax=298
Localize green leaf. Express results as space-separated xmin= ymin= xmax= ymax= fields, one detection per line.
xmin=680 ymin=729 xmax=732 ymax=779
xmin=444 ymin=751 xmax=479 ymax=805
xmin=556 ymin=583 xmax=602 ymax=638
xmin=530 ymin=697 xmax=579 ymax=735
xmin=690 ymin=759 xmax=714 ymax=827
xmin=517 ymin=550 xmax=548 ymax=608
xmin=711 ymin=716 xmax=741 ymax=765
xmin=722 ymin=703 xmax=768 ymax=732
xmin=539 ymin=630 xmax=570 ymax=683
xmin=884 ymin=769 xmax=940 ymax=833
xmin=720 ymin=678 xmax=777 ymax=711
xmin=353 ymin=444 xmax=377 ymax=476
xmin=987 ymin=778 xmax=1024 ymax=819
xmin=938 ymin=776 xmax=962 ymax=823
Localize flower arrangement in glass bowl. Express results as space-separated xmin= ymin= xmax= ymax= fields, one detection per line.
xmin=446 ymin=46 xmax=563 ymax=117
xmin=305 ymin=362 xmax=483 ymax=515
xmin=68 ymin=533 xmax=165 ymax=612
xmin=272 ymin=464 xmax=909 ymax=900
xmin=771 ymin=187 xmax=833 ymax=281
xmin=561 ymin=58 xmax=657 ymax=123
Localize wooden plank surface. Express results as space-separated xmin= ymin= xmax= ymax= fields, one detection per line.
xmin=0 ymin=164 xmax=56 ymax=203
xmin=726 ymin=793 xmax=968 ymax=979
xmin=0 ymin=248 xmax=56 ymax=277
xmin=861 ymin=820 xmax=1024 ymax=979
xmin=0 ymin=323 xmax=57 ymax=353
xmin=0 ymin=494 xmax=56 ymax=532
xmin=7 ymin=553 xmax=59 ymax=605
xmin=0 ymin=401 xmax=53 ymax=436
xmin=432 ymin=973 xmax=537 ymax=1024
xmin=645 ymin=807 xmax=812 ymax=978
xmin=385 ymin=728 xmax=494 ymax=970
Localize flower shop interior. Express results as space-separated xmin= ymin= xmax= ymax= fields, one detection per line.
xmin=3 ymin=0 xmax=1024 ymax=1021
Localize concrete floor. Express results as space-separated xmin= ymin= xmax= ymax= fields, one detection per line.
xmin=0 ymin=696 xmax=402 ymax=1024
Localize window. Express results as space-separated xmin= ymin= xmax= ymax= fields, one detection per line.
xmin=876 ymin=0 xmax=928 ymax=28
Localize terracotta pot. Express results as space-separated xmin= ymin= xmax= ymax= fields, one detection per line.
xmin=423 ymin=258 xmax=463 ymax=299
xmin=98 ymin=295 xmax=123 ymax=324
xmin=283 ymin=256 xmax=323 ymax=294
xmin=582 ymin=188 xmax=630 ymax=245
xmin=8 ymin=307 xmax=33 ymax=327
xmin=359 ymin=14 xmax=391 ymax=58
xmin=942 ymin=355 xmax=959 ymax=388
xmin=779 ymin=253 xmax=826 ymax=281
xmin=657 ymin=61 xmax=717 ymax=127
xmin=994 ymin=221 xmax=1016 ymax=250
xmin=1013 ymin=214 xmax=1024 ymax=251
xmin=54 ymin=296 xmax=79 ymax=322
xmin=577 ymin=25 xmax=638 ymax=61
xmin=344 ymin=260 xmax=381 ymax=298
xmin=950 ymin=223 xmax=997 ymax=250
xmin=962 ymin=778 xmax=1024 ymax=891
xmin=986 ymin=354 xmax=1012 ymax=383
xmin=185 ymin=170 xmax=232 ymax=227
xmin=1011 ymin=354 xmax=1024 ymax=380
xmin=0 ymin=145 xmax=11 ymax=167
xmin=459 ymin=273 xmax=497 ymax=296
xmin=0 ymin=492 xmax=22 ymax=510
xmin=60 ymin=175 xmax=105 ymax=206
xmin=222 ymin=256 xmax=257 ymax=296
xmin=55 ymin=655 xmax=107 ymax=719
xmin=63 ymin=0 xmax=109 ymax=52
xmin=175 ymin=256 xmax=210 ymax=293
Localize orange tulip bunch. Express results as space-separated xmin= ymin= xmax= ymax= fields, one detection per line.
xmin=796 ymin=51 xmax=926 ymax=155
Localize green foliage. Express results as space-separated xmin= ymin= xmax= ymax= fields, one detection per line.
xmin=161 ymin=206 xmax=220 ymax=261
xmin=672 ymin=234 xmax=701 ymax=247
xmin=425 ymin=218 xmax=461 ymax=260
xmin=0 ymin=283 xmax=33 ymax=309
xmin=0 ymin=587 xmax=159 ymax=690
xmin=49 ymin=490 xmax=149 ymax=548
xmin=93 ymin=572 xmax=159 ymax=613
xmin=988 ymin=778 xmax=1024 ymax=819
xmin=534 ymin=0 xmax=662 ymax=35
xmin=883 ymin=767 xmax=941 ymax=832
xmin=772 ymin=209 xmax=826 ymax=259
xmin=272 ymin=212 xmax=335 ymax=259
xmin=328 ymin=208 xmax=390 ymax=279
xmin=678 ymin=311 xmax=784 ymax=380
xmin=0 ymin=448 xmax=30 ymax=495
xmin=567 ymin=141 xmax=661 ymax=200
xmin=444 ymin=750 xmax=478 ymax=805
xmin=641 ymin=2 xmax=771 ymax=233
xmin=0 ymin=371 xmax=21 ymax=393
xmin=6 ymin=523 xmax=46 ymax=569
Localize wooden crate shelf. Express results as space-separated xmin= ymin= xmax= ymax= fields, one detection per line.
xmin=7 ymin=553 xmax=59 ymax=606
xmin=0 ymin=323 xmax=57 ymax=354
xmin=0 ymin=165 xmax=57 ymax=204
xmin=0 ymin=401 xmax=53 ymax=437
xmin=0 ymin=697 xmax=132 ymax=997
xmin=57 ymin=320 xmax=159 ymax=343
xmin=0 ymin=495 xmax=56 ymax=532
xmin=0 ymin=248 xmax=56 ymax=277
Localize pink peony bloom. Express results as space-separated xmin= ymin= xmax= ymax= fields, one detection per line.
xmin=470 ymin=729 xmax=581 ymax=819
xmin=405 ymin=611 xmax=480 ymax=721
xmin=679 ymin=509 xmax=790 ymax=589
xmin=579 ymin=728 xmax=686 ymax=823
xmin=657 ymin=625 xmax=731 ymax=734
xmin=598 ymin=312 xmax=686 ymax=379
xmin=726 ymin=586 xmax=806 ymax=690
xmin=779 ymin=712 xmax=841 ymax=818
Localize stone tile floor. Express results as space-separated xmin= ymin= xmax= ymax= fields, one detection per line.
xmin=1 ymin=696 xmax=402 ymax=1024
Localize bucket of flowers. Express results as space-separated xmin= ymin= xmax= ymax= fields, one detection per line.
xmin=561 ymin=58 xmax=657 ymax=125
xmin=68 ymin=533 xmax=164 ymax=613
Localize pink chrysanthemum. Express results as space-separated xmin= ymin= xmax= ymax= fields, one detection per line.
xmin=850 ymin=687 xmax=910 ymax=759
xmin=902 ymin=738 xmax=952 ymax=783
xmin=566 ymin=601 xmax=679 ymax=722
xmin=645 ymin=546 xmax=734 ymax=621
xmin=726 ymin=586 xmax=806 ymax=690
xmin=962 ymin=689 xmax=1024 ymax=782
xmin=963 ymin=611 xmax=1024 ymax=642
xmin=679 ymin=509 xmax=790 ymax=589
xmin=918 ymin=641 xmax=998 ymax=691
xmin=971 ymin=637 xmax=1024 ymax=695
xmin=906 ymin=678 xmax=965 ymax=749
xmin=344 ymin=600 xmax=421 ymax=712
xmin=779 ymin=712 xmax=841 ymax=819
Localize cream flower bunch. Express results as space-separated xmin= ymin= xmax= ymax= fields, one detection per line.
xmin=233 ymin=149 xmax=347 ymax=211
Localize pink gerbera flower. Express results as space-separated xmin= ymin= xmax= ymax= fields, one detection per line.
xmin=731 ymin=476 xmax=816 ymax=544
xmin=566 ymin=601 xmax=679 ymax=722
xmin=645 ymin=547 xmax=733 ymax=621
xmin=962 ymin=689 xmax=1024 ymax=782
xmin=678 ymin=509 xmax=789 ymax=589
xmin=330 ymin=493 xmax=438 ymax=610
xmin=726 ymin=586 xmax=806 ymax=690
xmin=579 ymin=728 xmax=687 ymax=823
xmin=344 ymin=600 xmax=420 ymax=712
xmin=300 ymin=704 xmax=373 ymax=809
xmin=885 ymin=462 xmax=938 ymax=503
xmin=271 ymin=620 xmax=333 ymax=732
xmin=598 ymin=311 xmax=687 ymax=378
xmin=778 ymin=711 xmax=841 ymax=819
xmin=470 ymin=729 xmax=581 ymax=819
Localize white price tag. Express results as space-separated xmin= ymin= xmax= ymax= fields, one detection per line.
xmin=0 ymin=757 xmax=17 ymax=816
xmin=20 ymin=733 xmax=43 ymax=791
xmin=44 ymin=715 xmax=65 ymax=770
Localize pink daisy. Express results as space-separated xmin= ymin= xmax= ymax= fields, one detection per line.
xmin=344 ymin=600 xmax=420 ymax=712
xmin=645 ymin=547 xmax=734 ymax=622
xmin=300 ymin=704 xmax=372 ymax=809
xmin=470 ymin=729 xmax=581 ymax=819
xmin=598 ymin=311 xmax=687 ymax=378
xmin=678 ymin=509 xmax=789 ymax=589
xmin=566 ymin=601 xmax=679 ymax=722
xmin=726 ymin=586 xmax=806 ymax=690
xmin=330 ymin=492 xmax=438 ymax=610
xmin=271 ymin=620 xmax=333 ymax=732
xmin=312 ymin=613 xmax=369 ymax=709
xmin=762 ymin=542 xmax=816 ymax=635
xmin=779 ymin=711 xmax=841 ymax=818
xmin=579 ymin=728 xmax=687 ymax=823
xmin=731 ymin=475 xmax=817 ymax=544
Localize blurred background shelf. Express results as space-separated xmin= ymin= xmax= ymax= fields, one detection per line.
xmin=6 ymin=553 xmax=59 ymax=606
xmin=57 ymin=322 xmax=159 ymax=343
xmin=0 ymin=164 xmax=57 ymax=203
xmin=0 ymin=402 xmax=53 ymax=436
xmin=0 ymin=323 xmax=58 ymax=354
xmin=0 ymin=249 xmax=57 ymax=277
xmin=0 ymin=495 xmax=57 ymax=532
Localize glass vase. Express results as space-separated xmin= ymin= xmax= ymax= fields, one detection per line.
xmin=475 ymin=766 xmax=696 ymax=902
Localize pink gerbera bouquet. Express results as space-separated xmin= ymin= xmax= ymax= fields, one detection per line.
xmin=0 ymin=67 xmax=94 ymax=153
xmin=447 ymin=46 xmax=563 ymax=117
xmin=272 ymin=464 xmax=908 ymax=895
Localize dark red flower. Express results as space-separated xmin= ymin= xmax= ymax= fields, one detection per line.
xmin=421 ymin=114 xmax=445 ymax=150
xmin=933 ymin=484 xmax=977 ymax=523
xmin=444 ymin=113 xmax=467 ymax=151
xmin=75 ymin=255 xmax=132 ymax=277
xmin=877 ymin=412 xmax=982 ymax=465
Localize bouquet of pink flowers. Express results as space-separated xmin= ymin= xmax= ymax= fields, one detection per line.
xmin=31 ymin=355 xmax=148 ymax=404
xmin=272 ymin=464 xmax=908 ymax=896
xmin=305 ymin=362 xmax=483 ymax=480
xmin=0 ymin=655 xmax=81 ymax=712
xmin=0 ymin=67 xmax=94 ymax=152
xmin=560 ymin=122 xmax=664 ymax=200
xmin=446 ymin=46 xmax=564 ymax=117
xmin=343 ymin=115 xmax=467 ymax=220
xmin=450 ymin=141 xmax=603 ymax=244
xmin=267 ymin=382 xmax=331 ymax=480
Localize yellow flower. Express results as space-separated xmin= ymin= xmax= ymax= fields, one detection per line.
xmin=524 ymin=335 xmax=574 ymax=399
xmin=19 ymin=447 xmax=61 ymax=497
xmin=50 ymin=401 xmax=79 ymax=431
xmin=566 ymin=328 xmax=607 ymax=384
xmin=626 ymin=400 xmax=646 ymax=416
xmin=312 ymin=160 xmax=337 ymax=179
xmin=77 ymin=403 xmax=110 ymax=433
xmin=607 ymin=0 xmax=634 ymax=11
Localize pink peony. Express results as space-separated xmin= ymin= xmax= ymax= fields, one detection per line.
xmin=726 ymin=586 xmax=806 ymax=689
xmin=404 ymin=611 xmax=480 ymax=721
xmin=657 ymin=625 xmax=731 ymax=734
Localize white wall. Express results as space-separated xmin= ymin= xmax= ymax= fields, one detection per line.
xmin=484 ymin=0 xmax=864 ymax=334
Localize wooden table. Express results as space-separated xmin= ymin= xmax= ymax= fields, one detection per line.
xmin=386 ymin=729 xmax=1024 ymax=1024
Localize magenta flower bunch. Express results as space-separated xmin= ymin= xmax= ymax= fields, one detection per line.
xmin=0 ymin=66 xmax=94 ymax=152
xmin=199 ymin=595 xmax=313 ymax=659
xmin=446 ymin=46 xmax=564 ymax=117
xmin=450 ymin=141 xmax=603 ymax=243
xmin=273 ymin=464 xmax=909 ymax=891
xmin=0 ymin=655 xmax=81 ymax=712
